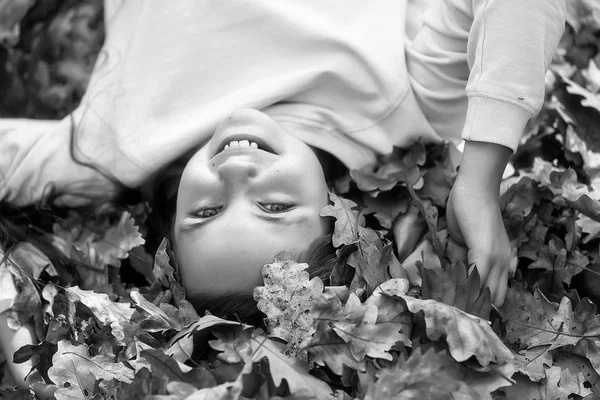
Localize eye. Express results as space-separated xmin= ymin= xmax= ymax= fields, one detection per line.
xmin=192 ymin=207 xmax=222 ymax=218
xmin=261 ymin=203 xmax=293 ymax=213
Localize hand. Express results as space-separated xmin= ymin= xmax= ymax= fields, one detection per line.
xmin=446 ymin=141 xmax=512 ymax=306
xmin=446 ymin=178 xmax=511 ymax=305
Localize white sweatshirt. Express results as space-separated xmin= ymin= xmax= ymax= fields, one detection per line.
xmin=0 ymin=0 xmax=566 ymax=206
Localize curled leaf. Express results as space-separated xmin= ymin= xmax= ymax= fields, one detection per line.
xmin=320 ymin=192 xmax=365 ymax=247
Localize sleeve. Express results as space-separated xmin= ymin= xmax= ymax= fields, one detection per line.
xmin=406 ymin=0 xmax=567 ymax=152
xmin=0 ymin=118 xmax=120 ymax=206
xmin=0 ymin=0 xmax=128 ymax=207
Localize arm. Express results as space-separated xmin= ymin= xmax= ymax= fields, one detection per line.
xmin=446 ymin=141 xmax=512 ymax=305
xmin=406 ymin=0 xmax=566 ymax=305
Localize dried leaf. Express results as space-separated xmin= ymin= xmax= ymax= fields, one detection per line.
xmin=421 ymin=261 xmax=492 ymax=320
xmin=64 ymin=286 xmax=134 ymax=343
xmin=363 ymin=348 xmax=466 ymax=400
xmin=363 ymin=190 xmax=410 ymax=229
xmin=331 ymin=293 xmax=410 ymax=361
xmin=513 ymin=346 xmax=553 ymax=382
xmin=498 ymin=282 xmax=600 ymax=351
xmin=94 ymin=211 xmax=145 ymax=268
xmin=253 ymin=252 xmax=324 ymax=355
xmin=130 ymin=290 xmax=183 ymax=332
xmin=210 ymin=328 xmax=335 ymax=398
xmin=320 ymin=192 xmax=365 ymax=247
xmin=153 ymin=238 xmax=178 ymax=288
xmin=139 ymin=349 xmax=216 ymax=389
xmin=347 ymin=230 xmax=396 ymax=295
xmin=48 ymin=341 xmax=134 ymax=400
xmin=502 ymin=366 xmax=576 ymax=400
xmin=381 ymin=279 xmax=513 ymax=366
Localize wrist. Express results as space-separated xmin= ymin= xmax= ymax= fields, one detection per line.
xmin=456 ymin=141 xmax=512 ymax=194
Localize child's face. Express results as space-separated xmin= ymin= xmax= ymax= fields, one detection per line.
xmin=174 ymin=109 xmax=330 ymax=299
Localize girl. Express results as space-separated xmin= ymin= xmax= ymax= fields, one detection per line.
xmin=0 ymin=0 xmax=566 ymax=391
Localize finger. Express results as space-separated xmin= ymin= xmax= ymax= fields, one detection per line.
xmin=447 ymin=237 xmax=468 ymax=265
xmin=467 ymin=249 xmax=491 ymax=286
xmin=490 ymin=264 xmax=509 ymax=307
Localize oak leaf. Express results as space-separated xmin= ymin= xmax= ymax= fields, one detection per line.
xmin=421 ymin=261 xmax=492 ymax=320
xmin=210 ymin=328 xmax=336 ymax=398
xmin=94 ymin=211 xmax=145 ymax=267
xmin=320 ymin=192 xmax=365 ymax=247
xmin=253 ymin=252 xmax=324 ymax=355
xmin=498 ymin=282 xmax=600 ymax=351
xmin=130 ymin=290 xmax=183 ymax=332
xmin=48 ymin=340 xmax=134 ymax=400
xmin=513 ymin=346 xmax=553 ymax=382
xmin=64 ymin=286 xmax=134 ymax=343
xmin=381 ymin=279 xmax=513 ymax=366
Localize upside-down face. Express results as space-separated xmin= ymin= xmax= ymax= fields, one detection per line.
xmin=174 ymin=109 xmax=330 ymax=299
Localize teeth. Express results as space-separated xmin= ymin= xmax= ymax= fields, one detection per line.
xmin=222 ymin=140 xmax=260 ymax=152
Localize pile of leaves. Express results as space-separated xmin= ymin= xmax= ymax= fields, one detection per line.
xmin=1 ymin=0 xmax=600 ymax=399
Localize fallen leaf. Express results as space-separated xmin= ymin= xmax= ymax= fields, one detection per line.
xmin=48 ymin=340 xmax=134 ymax=400
xmin=364 ymin=348 xmax=511 ymax=400
xmin=139 ymin=349 xmax=216 ymax=390
xmin=64 ymin=286 xmax=134 ymax=343
xmin=94 ymin=211 xmax=145 ymax=268
xmin=331 ymin=293 xmax=410 ymax=361
xmin=130 ymin=290 xmax=183 ymax=332
xmin=502 ymin=366 xmax=577 ymax=400
xmin=210 ymin=328 xmax=336 ymax=398
xmin=363 ymin=190 xmax=410 ymax=229
xmin=381 ymin=279 xmax=513 ymax=366
xmin=513 ymin=346 xmax=553 ymax=382
xmin=253 ymin=252 xmax=324 ymax=355
xmin=320 ymin=192 xmax=365 ymax=248
xmin=498 ymin=282 xmax=600 ymax=351
xmin=421 ymin=261 xmax=492 ymax=320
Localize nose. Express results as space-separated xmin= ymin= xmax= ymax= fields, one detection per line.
xmin=217 ymin=158 xmax=259 ymax=184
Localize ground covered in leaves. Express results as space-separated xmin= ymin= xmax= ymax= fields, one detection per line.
xmin=1 ymin=0 xmax=600 ymax=399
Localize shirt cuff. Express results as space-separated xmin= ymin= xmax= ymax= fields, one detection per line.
xmin=461 ymin=95 xmax=533 ymax=153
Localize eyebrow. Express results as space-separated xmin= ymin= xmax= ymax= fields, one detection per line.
xmin=179 ymin=212 xmax=306 ymax=233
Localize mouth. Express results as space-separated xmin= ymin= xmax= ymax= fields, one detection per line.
xmin=215 ymin=134 xmax=277 ymax=156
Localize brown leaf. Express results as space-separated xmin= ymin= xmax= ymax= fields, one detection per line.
xmin=498 ymin=282 xmax=600 ymax=351
xmin=382 ymin=280 xmax=513 ymax=366
xmin=210 ymin=328 xmax=336 ymax=398
xmin=421 ymin=261 xmax=492 ymax=320
xmin=513 ymin=346 xmax=553 ymax=382
xmin=253 ymin=252 xmax=324 ymax=355
xmin=319 ymin=192 xmax=365 ymax=248
xmin=48 ymin=341 xmax=134 ymax=400
xmin=64 ymin=287 xmax=134 ymax=344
